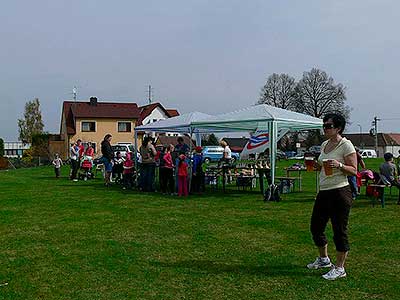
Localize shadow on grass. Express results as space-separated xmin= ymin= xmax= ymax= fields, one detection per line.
xmin=151 ymin=259 xmax=309 ymax=277
xmin=54 ymin=183 xmax=98 ymax=188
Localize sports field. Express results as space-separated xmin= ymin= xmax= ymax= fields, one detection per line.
xmin=0 ymin=159 xmax=399 ymax=299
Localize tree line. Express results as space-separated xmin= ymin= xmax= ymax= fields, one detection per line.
xmin=258 ymin=68 xmax=349 ymax=120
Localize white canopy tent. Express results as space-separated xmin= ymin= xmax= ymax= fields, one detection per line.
xmin=191 ymin=104 xmax=323 ymax=185
xmin=134 ymin=104 xmax=323 ymax=187
xmin=135 ymin=111 xmax=213 ymax=134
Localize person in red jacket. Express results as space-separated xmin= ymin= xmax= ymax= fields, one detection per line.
xmin=76 ymin=139 xmax=85 ymax=159
xmin=160 ymin=144 xmax=175 ymax=195
xmin=177 ymin=154 xmax=188 ymax=196
xmin=85 ymin=142 xmax=94 ymax=157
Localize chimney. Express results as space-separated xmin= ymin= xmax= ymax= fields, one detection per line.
xmin=89 ymin=97 xmax=98 ymax=106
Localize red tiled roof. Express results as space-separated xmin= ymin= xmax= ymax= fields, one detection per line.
xmin=62 ymin=100 xmax=140 ymax=135
xmin=386 ymin=133 xmax=400 ymax=145
xmin=343 ymin=133 xmax=400 ymax=147
xmin=166 ymin=109 xmax=179 ymax=117
xmin=138 ymin=102 xmax=179 ymax=125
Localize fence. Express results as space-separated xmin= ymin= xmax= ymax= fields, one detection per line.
xmin=3 ymin=157 xmax=52 ymax=169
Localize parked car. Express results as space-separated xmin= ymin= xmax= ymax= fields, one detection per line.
xmin=276 ymin=149 xmax=287 ymax=160
xmin=111 ymin=144 xmax=140 ymax=160
xmin=285 ymin=151 xmax=297 ymax=158
xmin=359 ymin=149 xmax=377 ymax=158
xmin=288 ymin=153 xmax=305 ymax=160
xmin=202 ymin=146 xmax=239 ymax=163
xmin=308 ymin=145 xmax=321 ymax=157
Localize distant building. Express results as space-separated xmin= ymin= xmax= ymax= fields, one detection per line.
xmin=343 ymin=133 xmax=400 ymax=157
xmin=55 ymin=97 xmax=179 ymax=159
xmin=155 ymin=135 xmax=195 ymax=149
xmin=138 ymin=103 xmax=179 ymax=137
xmin=3 ymin=142 xmax=30 ymax=158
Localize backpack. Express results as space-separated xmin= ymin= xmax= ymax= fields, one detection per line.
xmin=264 ymin=184 xmax=281 ymax=202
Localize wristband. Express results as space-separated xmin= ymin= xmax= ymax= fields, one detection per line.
xmin=339 ymin=162 xmax=343 ymax=169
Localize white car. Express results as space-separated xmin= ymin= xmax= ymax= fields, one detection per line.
xmin=288 ymin=154 xmax=304 ymax=160
xmin=111 ymin=144 xmax=140 ymax=160
xmin=359 ymin=149 xmax=377 ymax=158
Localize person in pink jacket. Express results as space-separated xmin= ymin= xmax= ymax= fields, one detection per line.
xmin=160 ymin=144 xmax=175 ymax=195
xmin=177 ymin=154 xmax=189 ymax=196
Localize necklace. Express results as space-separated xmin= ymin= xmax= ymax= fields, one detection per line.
xmin=325 ymin=138 xmax=342 ymax=152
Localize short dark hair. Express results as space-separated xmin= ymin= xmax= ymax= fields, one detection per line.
xmin=384 ymin=152 xmax=393 ymax=161
xmin=177 ymin=136 xmax=184 ymax=143
xmin=323 ymin=113 xmax=346 ymax=134
xmin=143 ymin=136 xmax=151 ymax=146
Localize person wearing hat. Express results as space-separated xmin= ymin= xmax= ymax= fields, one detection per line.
xmin=379 ymin=152 xmax=400 ymax=205
xmin=191 ymin=146 xmax=205 ymax=194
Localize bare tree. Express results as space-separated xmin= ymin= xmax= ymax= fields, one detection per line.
xmin=293 ymin=68 xmax=350 ymax=119
xmin=18 ymin=98 xmax=45 ymax=144
xmin=258 ymin=73 xmax=297 ymax=109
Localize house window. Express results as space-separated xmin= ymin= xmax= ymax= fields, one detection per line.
xmin=118 ymin=122 xmax=131 ymax=132
xmin=81 ymin=121 xmax=96 ymax=132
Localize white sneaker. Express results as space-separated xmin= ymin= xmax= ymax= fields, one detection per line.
xmin=73 ymin=179 xmax=78 ymax=182
xmin=306 ymin=257 xmax=332 ymax=269
xmin=322 ymin=266 xmax=347 ymax=280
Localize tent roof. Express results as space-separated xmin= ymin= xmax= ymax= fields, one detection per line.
xmin=192 ymin=104 xmax=322 ymax=132
xmin=135 ymin=111 xmax=214 ymax=133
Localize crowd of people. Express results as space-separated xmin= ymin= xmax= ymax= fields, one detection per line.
xmin=137 ymin=136 xmax=207 ymax=196
xmin=53 ymin=134 xmax=219 ymax=196
xmin=49 ymin=114 xmax=400 ymax=282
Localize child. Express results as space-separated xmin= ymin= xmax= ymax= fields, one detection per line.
xmin=112 ymin=151 xmax=124 ymax=183
xmin=161 ymin=144 xmax=175 ymax=195
xmin=177 ymin=154 xmax=188 ymax=196
xmin=122 ymin=152 xmax=135 ymax=189
xmin=191 ymin=146 xmax=204 ymax=194
xmin=52 ymin=153 xmax=63 ymax=178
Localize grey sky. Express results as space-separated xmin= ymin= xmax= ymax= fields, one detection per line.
xmin=1 ymin=0 xmax=399 ymax=141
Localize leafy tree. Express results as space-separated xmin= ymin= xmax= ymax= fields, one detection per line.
xmin=17 ymin=98 xmax=45 ymax=144
xmin=258 ymin=73 xmax=297 ymax=109
xmin=201 ymin=133 xmax=219 ymax=146
xmin=293 ymin=68 xmax=349 ymax=119
xmin=0 ymin=138 xmax=4 ymax=157
xmin=292 ymin=68 xmax=350 ymax=146
xmin=31 ymin=133 xmax=50 ymax=158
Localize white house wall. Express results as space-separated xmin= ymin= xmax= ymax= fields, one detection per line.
xmin=142 ymin=107 xmax=179 ymax=137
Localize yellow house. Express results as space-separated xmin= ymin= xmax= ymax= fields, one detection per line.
xmin=59 ymin=97 xmax=141 ymax=159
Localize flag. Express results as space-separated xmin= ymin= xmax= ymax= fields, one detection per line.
xmin=240 ymin=128 xmax=289 ymax=159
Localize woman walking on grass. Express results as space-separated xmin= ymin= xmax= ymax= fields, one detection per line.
xmin=307 ymin=113 xmax=357 ymax=280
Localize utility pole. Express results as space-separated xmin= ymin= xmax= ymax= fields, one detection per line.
xmin=148 ymin=85 xmax=152 ymax=104
xmin=372 ymin=116 xmax=380 ymax=157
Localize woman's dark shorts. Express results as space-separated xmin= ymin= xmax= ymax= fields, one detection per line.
xmin=310 ymin=185 xmax=353 ymax=252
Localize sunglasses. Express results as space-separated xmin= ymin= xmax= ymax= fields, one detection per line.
xmin=323 ymin=123 xmax=335 ymax=129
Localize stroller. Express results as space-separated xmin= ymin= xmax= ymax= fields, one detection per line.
xmin=78 ymin=156 xmax=94 ymax=181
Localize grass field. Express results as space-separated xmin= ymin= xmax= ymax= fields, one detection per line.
xmin=0 ymin=159 xmax=399 ymax=299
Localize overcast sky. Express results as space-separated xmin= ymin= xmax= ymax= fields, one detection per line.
xmin=1 ymin=0 xmax=399 ymax=141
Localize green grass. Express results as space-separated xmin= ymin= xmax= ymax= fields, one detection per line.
xmin=0 ymin=159 xmax=399 ymax=300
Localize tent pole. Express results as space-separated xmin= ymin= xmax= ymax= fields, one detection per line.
xmin=134 ymin=130 xmax=138 ymax=187
xmin=268 ymin=121 xmax=277 ymax=186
